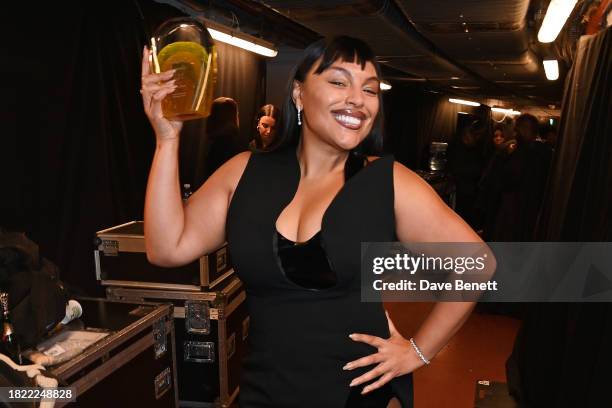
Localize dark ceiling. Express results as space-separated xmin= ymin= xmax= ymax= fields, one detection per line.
xmin=186 ymin=0 xmax=594 ymax=108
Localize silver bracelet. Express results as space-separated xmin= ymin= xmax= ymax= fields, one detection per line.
xmin=409 ymin=337 xmax=430 ymax=365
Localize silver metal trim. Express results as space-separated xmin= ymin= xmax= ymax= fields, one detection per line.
xmin=184 ymin=341 xmax=215 ymax=363
xmin=96 ymin=220 xmax=138 ymax=235
xmin=199 ymin=255 xmax=210 ymax=286
xmin=217 ymin=311 xmax=229 ymax=402
xmin=242 ymin=316 xmax=250 ymax=341
xmin=154 ymin=367 xmax=172 ymax=400
xmin=169 ymin=311 xmax=180 ymax=408
xmin=208 ymin=269 xmax=234 ymax=289
xmin=215 ymin=246 xmax=228 ymax=273
xmin=105 ymin=284 xmax=232 ymax=302
xmin=101 ymin=280 xmax=202 ymax=292
xmin=185 ymin=300 xmax=211 ymax=335
xmin=153 ymin=319 xmax=168 ymax=359
xmin=173 ymin=306 xmax=186 ymax=319
xmin=177 ymin=401 xmax=215 ymax=408
xmin=225 ymin=291 xmax=247 ymax=318
xmin=226 ymin=387 xmax=240 ymax=407
xmin=94 ymin=250 xmax=101 ymax=281
xmin=226 ymin=333 xmax=236 ymax=361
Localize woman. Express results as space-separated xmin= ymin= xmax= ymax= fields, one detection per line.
xmin=250 ymin=104 xmax=280 ymax=150
xmin=492 ymin=124 xmax=505 ymax=148
xmin=447 ymin=120 xmax=487 ymax=229
xmin=202 ymin=96 xmax=244 ymax=181
xmin=141 ymin=36 xmax=481 ymax=407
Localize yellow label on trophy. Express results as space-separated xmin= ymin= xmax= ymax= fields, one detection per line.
xmin=157 ymin=41 xmax=216 ymax=120
xmin=150 ymin=18 xmax=218 ymax=121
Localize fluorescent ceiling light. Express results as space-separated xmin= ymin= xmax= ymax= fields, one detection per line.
xmin=538 ymin=0 xmax=578 ymax=43
xmin=458 ymin=111 xmax=469 ymax=115
xmin=492 ymin=107 xmax=521 ymax=115
xmin=543 ymin=59 xmax=560 ymax=80
xmin=449 ymin=98 xmax=480 ymax=107
xmin=380 ymin=81 xmax=392 ymax=91
xmin=207 ymin=28 xmax=277 ymax=57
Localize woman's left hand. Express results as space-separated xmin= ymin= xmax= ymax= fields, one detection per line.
xmin=344 ymin=311 xmax=425 ymax=394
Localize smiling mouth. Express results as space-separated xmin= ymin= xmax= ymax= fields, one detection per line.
xmin=332 ymin=112 xmax=365 ymax=130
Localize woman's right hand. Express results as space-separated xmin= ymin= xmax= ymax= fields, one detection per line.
xmin=140 ymin=46 xmax=183 ymax=141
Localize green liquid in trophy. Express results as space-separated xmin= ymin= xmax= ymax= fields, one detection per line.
xmin=157 ymin=41 xmax=216 ymax=120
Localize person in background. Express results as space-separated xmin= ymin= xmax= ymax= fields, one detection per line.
xmin=492 ymin=124 xmax=505 ymax=148
xmin=539 ymin=123 xmax=558 ymax=149
xmin=489 ymin=114 xmax=553 ymax=241
xmin=250 ymin=104 xmax=280 ymax=150
xmin=447 ymin=119 xmax=487 ymax=229
xmin=474 ymin=123 xmax=514 ymax=238
xmin=202 ymin=97 xmax=245 ymax=180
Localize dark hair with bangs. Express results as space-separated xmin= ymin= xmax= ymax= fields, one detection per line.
xmin=269 ymin=36 xmax=384 ymax=154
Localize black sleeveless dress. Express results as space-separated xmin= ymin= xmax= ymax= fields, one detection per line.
xmin=226 ymin=147 xmax=414 ymax=407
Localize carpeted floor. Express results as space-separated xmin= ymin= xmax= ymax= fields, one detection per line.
xmin=384 ymin=302 xmax=521 ymax=408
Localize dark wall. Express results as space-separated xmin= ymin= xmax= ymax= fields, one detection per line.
xmin=1 ymin=2 xmax=265 ymax=296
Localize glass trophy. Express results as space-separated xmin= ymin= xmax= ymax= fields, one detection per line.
xmin=150 ymin=18 xmax=218 ymax=120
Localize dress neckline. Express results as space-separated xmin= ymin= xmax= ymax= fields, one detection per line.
xmin=273 ymin=148 xmax=384 ymax=244
xmin=276 ymin=228 xmax=322 ymax=245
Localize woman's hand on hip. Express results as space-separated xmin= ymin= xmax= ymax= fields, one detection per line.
xmin=344 ymin=311 xmax=426 ymax=395
xmin=140 ymin=46 xmax=183 ymax=141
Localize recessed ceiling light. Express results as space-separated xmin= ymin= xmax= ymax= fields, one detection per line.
xmin=449 ymin=98 xmax=480 ymax=106
xmin=538 ymin=0 xmax=578 ymax=43
xmin=543 ymin=59 xmax=559 ymax=80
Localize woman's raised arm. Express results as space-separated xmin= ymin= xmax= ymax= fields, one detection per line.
xmin=140 ymin=46 xmax=250 ymax=266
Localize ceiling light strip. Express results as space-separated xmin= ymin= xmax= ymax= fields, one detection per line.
xmin=449 ymin=98 xmax=481 ymax=107
xmin=207 ymin=28 xmax=278 ymax=57
xmin=492 ymin=107 xmax=521 ymax=115
xmin=537 ymin=0 xmax=578 ymax=43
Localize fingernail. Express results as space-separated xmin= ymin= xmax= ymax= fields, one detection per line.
xmin=342 ymin=364 xmax=350 ymax=370
xmin=361 ymin=389 xmax=368 ymax=395
xmin=348 ymin=334 xmax=354 ymax=339
xmin=349 ymin=380 xmax=356 ymax=387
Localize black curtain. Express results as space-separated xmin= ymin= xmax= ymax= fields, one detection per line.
xmin=508 ymin=27 xmax=612 ymax=408
xmin=537 ymin=27 xmax=612 ymax=241
xmin=384 ymin=86 xmax=460 ymax=169
xmin=0 ymin=1 xmax=265 ymax=296
xmin=182 ymin=42 xmax=266 ymax=190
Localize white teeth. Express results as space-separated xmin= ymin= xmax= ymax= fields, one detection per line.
xmin=334 ymin=114 xmax=362 ymax=126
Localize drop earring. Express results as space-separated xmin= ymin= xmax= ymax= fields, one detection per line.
xmin=297 ymin=107 xmax=302 ymax=126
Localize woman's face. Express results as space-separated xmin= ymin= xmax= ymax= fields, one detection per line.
xmin=293 ymin=59 xmax=380 ymax=151
xmin=493 ymin=129 xmax=505 ymax=146
xmin=257 ymin=115 xmax=276 ymax=145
